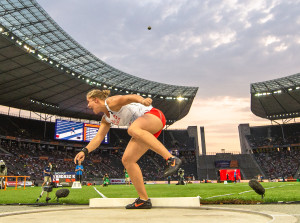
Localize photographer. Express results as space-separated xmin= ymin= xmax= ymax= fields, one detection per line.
xmin=176 ymin=168 xmax=185 ymax=185
xmin=0 ymin=160 xmax=7 ymax=189
xmin=42 ymin=162 xmax=52 ymax=187
xmin=37 ymin=162 xmax=53 ymax=202
xmin=102 ymin=173 xmax=110 ymax=187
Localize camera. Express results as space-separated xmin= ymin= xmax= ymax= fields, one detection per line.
xmin=176 ymin=168 xmax=185 ymax=185
xmin=0 ymin=164 xmax=5 ymax=172
xmin=43 ymin=185 xmax=53 ymax=193
xmin=178 ymin=168 xmax=184 ymax=175
xmin=0 ymin=160 xmax=6 ymax=173
xmin=51 ymin=163 xmax=56 ymax=172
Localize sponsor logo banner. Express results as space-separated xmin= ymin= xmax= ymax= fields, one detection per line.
xmin=110 ymin=178 xmax=125 ymax=184
xmin=53 ymin=172 xmax=75 ymax=186
xmin=6 ymin=181 xmax=33 ymax=187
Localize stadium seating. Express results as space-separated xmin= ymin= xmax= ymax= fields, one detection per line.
xmin=253 ymin=148 xmax=300 ymax=179
xmin=0 ymin=114 xmax=198 ymax=182
xmin=245 ymin=123 xmax=300 ymax=180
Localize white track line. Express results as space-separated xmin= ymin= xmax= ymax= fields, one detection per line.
xmin=205 ymin=193 xmax=235 ymax=199
xmin=93 ymin=186 xmax=107 ymax=198
xmin=205 ymin=183 xmax=295 ymax=199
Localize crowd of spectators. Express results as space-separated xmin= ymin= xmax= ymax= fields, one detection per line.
xmin=0 ymin=113 xmax=198 ymax=182
xmin=253 ymin=148 xmax=300 ymax=179
xmin=0 ymin=139 xmax=198 ymax=182
xmin=246 ymin=134 xmax=299 ymax=148
xmin=246 ymin=123 xmax=300 ymax=148
xmin=0 ymin=113 xmax=198 ymax=183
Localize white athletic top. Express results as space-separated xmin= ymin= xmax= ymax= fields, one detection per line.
xmin=103 ymin=100 xmax=153 ymax=126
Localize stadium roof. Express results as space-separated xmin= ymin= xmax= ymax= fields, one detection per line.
xmin=0 ymin=0 xmax=198 ymax=125
xmin=251 ymin=73 xmax=300 ymax=120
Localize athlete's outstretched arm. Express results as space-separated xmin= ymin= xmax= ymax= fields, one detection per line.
xmin=74 ymin=118 xmax=111 ymax=164
xmin=107 ymin=95 xmax=152 ymax=111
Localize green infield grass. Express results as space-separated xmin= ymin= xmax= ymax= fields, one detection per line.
xmin=0 ymin=182 xmax=299 ymax=204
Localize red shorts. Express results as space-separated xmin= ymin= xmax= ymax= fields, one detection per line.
xmin=145 ymin=108 xmax=166 ymax=138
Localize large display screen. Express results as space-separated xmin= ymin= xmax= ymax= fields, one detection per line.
xmin=55 ymin=120 xmax=83 ymax=141
xmin=55 ymin=120 xmax=109 ymax=144
xmin=83 ymin=123 xmax=108 ymax=143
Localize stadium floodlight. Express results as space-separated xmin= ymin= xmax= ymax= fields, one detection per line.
xmin=177 ymin=96 xmax=184 ymax=101
xmin=0 ymin=27 xmax=3 ymax=32
xmin=16 ymin=40 xmax=22 ymax=46
xmin=30 ymin=98 xmax=59 ymax=109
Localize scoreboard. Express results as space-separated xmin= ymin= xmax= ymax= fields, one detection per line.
xmin=83 ymin=123 xmax=109 ymax=143
xmin=55 ymin=120 xmax=109 ymax=144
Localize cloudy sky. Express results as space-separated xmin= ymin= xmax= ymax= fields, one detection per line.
xmin=37 ymin=0 xmax=300 ymax=153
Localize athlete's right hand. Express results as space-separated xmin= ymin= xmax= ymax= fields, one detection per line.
xmin=141 ymin=98 xmax=152 ymax=106
xmin=74 ymin=151 xmax=85 ymax=164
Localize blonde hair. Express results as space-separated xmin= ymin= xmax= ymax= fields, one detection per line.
xmin=87 ymin=89 xmax=110 ymax=100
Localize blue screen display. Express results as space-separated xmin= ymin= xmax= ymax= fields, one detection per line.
xmin=55 ymin=120 xmax=109 ymax=144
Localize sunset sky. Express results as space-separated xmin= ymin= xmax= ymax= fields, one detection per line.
xmin=28 ymin=0 xmax=300 ymax=152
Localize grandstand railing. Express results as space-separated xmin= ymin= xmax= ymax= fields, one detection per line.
xmin=204 ymin=151 xmax=241 ymax=155
xmin=2 ymin=176 xmax=30 ymax=190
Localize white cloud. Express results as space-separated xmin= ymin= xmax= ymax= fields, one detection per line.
xmin=262 ymin=35 xmax=280 ymax=46
xmin=208 ymin=30 xmax=237 ymax=48
xmin=161 ymin=3 xmax=182 ymax=20
xmin=274 ymin=43 xmax=288 ymax=52
xmin=258 ymin=13 xmax=274 ymax=24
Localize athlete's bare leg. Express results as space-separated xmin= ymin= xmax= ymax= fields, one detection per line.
xmin=127 ymin=114 xmax=172 ymax=160
xmin=122 ymin=138 xmax=149 ymax=200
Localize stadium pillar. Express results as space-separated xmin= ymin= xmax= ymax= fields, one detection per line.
xmin=200 ymin=127 xmax=206 ymax=155
xmin=199 ymin=126 xmax=208 ymax=180
xmin=238 ymin=124 xmax=251 ymax=154
xmin=187 ymin=126 xmax=200 ymax=180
